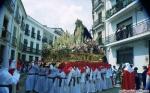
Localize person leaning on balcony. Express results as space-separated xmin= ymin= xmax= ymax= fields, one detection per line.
xmin=121 ymin=25 xmax=127 ymax=39
xmin=116 ymin=27 xmax=121 ymax=40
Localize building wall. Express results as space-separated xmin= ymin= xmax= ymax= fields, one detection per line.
xmin=0 ymin=1 xmax=16 ymax=67
xmin=22 ymin=16 xmax=43 ymax=62
xmin=107 ymin=40 xmax=149 ymax=73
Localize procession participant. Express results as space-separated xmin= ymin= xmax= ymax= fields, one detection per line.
xmin=73 ymin=67 xmax=81 ymax=93
xmin=47 ymin=64 xmax=56 ymax=93
xmin=0 ymin=62 xmax=20 ymax=93
xmin=95 ymin=66 xmax=102 ymax=92
xmin=80 ymin=67 xmax=86 ymax=93
xmin=89 ymin=68 xmax=96 ymax=93
xmin=101 ymin=66 xmax=107 ymax=90
xmin=34 ymin=63 xmax=47 ymax=93
xmin=121 ymin=63 xmax=135 ymax=90
xmin=85 ymin=66 xmax=90 ymax=93
xmin=57 ymin=69 xmax=66 ymax=93
xmin=25 ymin=61 xmax=39 ymax=93
xmin=9 ymin=60 xmax=17 ymax=75
xmin=105 ymin=65 xmax=113 ymax=89
xmin=70 ymin=67 xmax=76 ymax=93
xmin=63 ymin=66 xmax=73 ymax=93
xmin=53 ymin=65 xmax=62 ymax=93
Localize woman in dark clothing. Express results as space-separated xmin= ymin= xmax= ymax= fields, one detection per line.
xmin=142 ymin=66 xmax=148 ymax=89
xmin=134 ymin=67 xmax=141 ymax=90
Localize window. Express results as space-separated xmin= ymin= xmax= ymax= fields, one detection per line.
xmin=10 ymin=50 xmax=15 ymax=60
xmin=24 ymin=39 xmax=28 ymax=46
xmin=98 ymin=12 xmax=102 ymax=22
xmin=36 ymin=43 xmax=39 ymax=50
xmin=31 ymin=27 xmax=35 ymax=38
xmin=25 ymin=24 xmax=30 ymax=35
xmin=29 ymin=56 xmax=33 ymax=62
xmin=35 ymin=57 xmax=39 ymax=61
xmin=30 ymin=41 xmax=34 ymax=49
xmin=0 ymin=45 xmax=5 ymax=64
xmin=117 ymin=47 xmax=133 ymax=64
xmin=37 ymin=30 xmax=41 ymax=40
xmin=22 ymin=54 xmax=26 ymax=62
xmin=23 ymin=39 xmax=28 ymax=51
xmin=13 ymin=26 xmax=17 ymax=37
xmin=2 ymin=16 xmax=8 ymax=38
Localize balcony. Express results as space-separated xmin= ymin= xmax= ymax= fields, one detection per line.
xmin=0 ymin=29 xmax=11 ymax=42
xmin=93 ymin=19 xmax=104 ymax=30
xmin=5 ymin=0 xmax=15 ymax=13
xmin=104 ymin=19 xmax=150 ymax=46
xmin=22 ymin=46 xmax=30 ymax=52
xmin=37 ymin=34 xmax=41 ymax=41
xmin=94 ymin=0 xmax=104 ymax=11
xmin=22 ymin=46 xmax=42 ymax=55
xmin=106 ymin=0 xmax=135 ymax=19
xmin=35 ymin=49 xmax=42 ymax=55
xmin=12 ymin=36 xmax=17 ymax=47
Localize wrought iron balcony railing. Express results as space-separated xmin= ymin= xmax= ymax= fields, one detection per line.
xmin=22 ymin=46 xmax=42 ymax=55
xmin=106 ymin=0 xmax=135 ymax=19
xmin=104 ymin=19 xmax=150 ymax=45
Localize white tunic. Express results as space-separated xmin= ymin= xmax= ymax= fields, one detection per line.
xmin=95 ymin=70 xmax=102 ymax=92
xmin=0 ymin=68 xmax=20 ymax=93
xmin=106 ymin=69 xmax=113 ymax=89
xmin=101 ymin=68 xmax=107 ymax=90
xmin=80 ymin=72 xmax=86 ymax=93
xmin=74 ymin=68 xmax=81 ymax=93
xmin=25 ymin=65 xmax=39 ymax=91
xmin=34 ymin=67 xmax=47 ymax=93
xmin=85 ymin=67 xmax=90 ymax=93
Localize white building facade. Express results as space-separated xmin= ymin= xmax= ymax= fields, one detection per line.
xmin=22 ymin=16 xmax=43 ymax=62
xmin=0 ymin=0 xmax=21 ymax=67
xmin=105 ymin=0 xmax=150 ymax=72
xmin=92 ymin=0 xmax=105 ymax=45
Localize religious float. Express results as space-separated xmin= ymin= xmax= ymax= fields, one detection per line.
xmin=42 ymin=19 xmax=108 ymax=68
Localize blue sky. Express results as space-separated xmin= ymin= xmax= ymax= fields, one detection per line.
xmin=22 ymin=0 xmax=92 ymax=34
